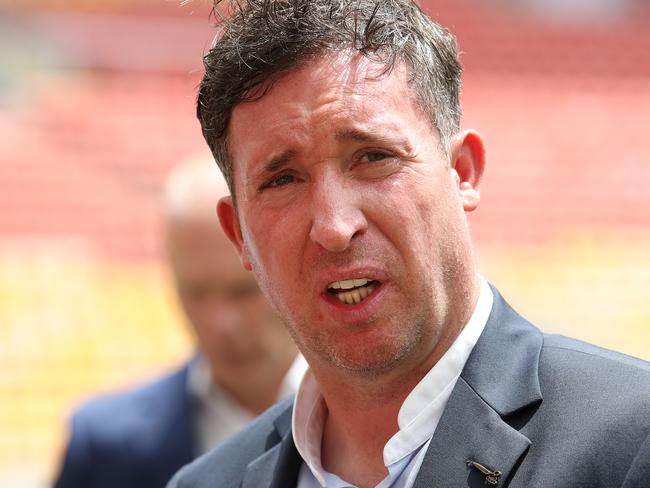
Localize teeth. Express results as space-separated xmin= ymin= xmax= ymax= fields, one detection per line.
xmin=358 ymin=287 xmax=369 ymax=300
xmin=327 ymin=278 xmax=377 ymax=305
xmin=335 ymin=284 xmax=375 ymax=305
xmin=328 ymin=278 xmax=370 ymax=290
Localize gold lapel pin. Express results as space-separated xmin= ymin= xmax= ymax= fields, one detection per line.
xmin=467 ymin=460 xmax=502 ymax=486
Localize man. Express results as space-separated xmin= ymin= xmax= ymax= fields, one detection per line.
xmin=168 ymin=1 xmax=650 ymax=487
xmin=53 ymin=156 xmax=304 ymax=488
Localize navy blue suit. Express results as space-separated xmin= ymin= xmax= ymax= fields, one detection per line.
xmin=54 ymin=363 xmax=195 ymax=488
xmin=168 ymin=287 xmax=650 ymax=488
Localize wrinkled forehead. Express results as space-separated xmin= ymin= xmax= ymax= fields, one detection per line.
xmin=225 ymin=51 xmax=423 ymax=176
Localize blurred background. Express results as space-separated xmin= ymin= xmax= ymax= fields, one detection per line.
xmin=0 ymin=0 xmax=648 ymax=486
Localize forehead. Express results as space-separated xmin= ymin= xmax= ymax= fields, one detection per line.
xmin=255 ymin=50 xmax=412 ymax=100
xmin=235 ymin=52 xmax=417 ymax=121
xmin=226 ymin=53 xmax=431 ymax=176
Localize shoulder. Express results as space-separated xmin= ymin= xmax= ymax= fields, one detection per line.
xmin=69 ymin=363 xmax=191 ymax=446
xmin=488 ymin=286 xmax=650 ymax=392
xmin=520 ymin=334 xmax=650 ymax=483
xmin=540 ymin=337 xmax=649 ymax=436
xmin=167 ymin=397 xmax=294 ymax=488
xmin=538 ymin=333 xmax=650 ymax=419
xmin=536 ymin=332 xmax=649 ymax=409
xmin=540 ymin=333 xmax=650 ymax=387
xmin=54 ymin=363 xmax=193 ymax=487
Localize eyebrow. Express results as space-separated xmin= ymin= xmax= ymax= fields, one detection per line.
xmin=335 ymin=127 xmax=379 ymax=143
xmin=335 ymin=127 xmax=414 ymax=153
xmin=261 ymin=149 xmax=297 ymax=175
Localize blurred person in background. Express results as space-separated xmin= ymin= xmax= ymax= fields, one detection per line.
xmin=53 ymin=154 xmax=305 ymax=488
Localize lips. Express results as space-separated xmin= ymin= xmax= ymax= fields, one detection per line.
xmin=327 ymin=277 xmax=379 ymax=305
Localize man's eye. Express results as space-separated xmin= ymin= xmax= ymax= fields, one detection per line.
xmin=361 ymin=151 xmax=401 ymax=164
xmin=265 ymin=173 xmax=295 ymax=188
xmin=353 ymin=150 xmax=402 ymax=179
xmin=364 ymin=152 xmax=390 ymax=162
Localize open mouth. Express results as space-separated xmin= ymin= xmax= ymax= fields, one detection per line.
xmin=326 ymin=278 xmax=379 ymax=305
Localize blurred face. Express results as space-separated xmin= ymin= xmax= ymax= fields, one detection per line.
xmin=167 ymin=215 xmax=293 ymax=380
xmin=219 ymin=53 xmax=484 ymax=378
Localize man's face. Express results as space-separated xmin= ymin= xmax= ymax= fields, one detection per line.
xmin=167 ymin=215 xmax=294 ymax=380
xmin=220 ymin=53 xmax=483 ymax=378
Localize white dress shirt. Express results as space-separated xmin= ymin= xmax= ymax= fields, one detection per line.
xmin=188 ymin=353 xmax=308 ymax=454
xmin=293 ymin=277 xmax=494 ymax=488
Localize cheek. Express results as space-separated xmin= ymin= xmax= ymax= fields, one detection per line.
xmin=244 ymin=243 xmax=294 ymax=320
xmin=382 ymin=177 xmax=463 ymax=273
xmin=379 ymin=179 xmax=435 ymax=242
xmin=245 ymin=204 xmax=308 ymax=272
xmin=410 ymin=172 xmax=462 ymax=227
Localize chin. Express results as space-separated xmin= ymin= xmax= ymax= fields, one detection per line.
xmin=320 ymin=336 xmax=418 ymax=377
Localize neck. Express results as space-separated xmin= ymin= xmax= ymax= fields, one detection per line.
xmin=313 ymin=279 xmax=481 ymax=487
xmin=314 ymin=357 xmax=436 ymax=488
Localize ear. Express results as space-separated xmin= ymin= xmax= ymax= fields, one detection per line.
xmin=217 ymin=196 xmax=253 ymax=271
xmin=450 ymin=129 xmax=485 ymax=212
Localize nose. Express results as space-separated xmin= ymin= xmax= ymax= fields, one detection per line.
xmin=309 ymin=171 xmax=367 ymax=252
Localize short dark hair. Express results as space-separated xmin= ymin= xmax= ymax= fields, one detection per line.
xmin=198 ymin=0 xmax=462 ymax=193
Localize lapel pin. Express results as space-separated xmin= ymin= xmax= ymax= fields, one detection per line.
xmin=467 ymin=460 xmax=502 ymax=486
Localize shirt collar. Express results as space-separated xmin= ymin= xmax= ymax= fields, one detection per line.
xmin=280 ymin=353 xmax=309 ymax=398
xmin=292 ymin=276 xmax=494 ymax=485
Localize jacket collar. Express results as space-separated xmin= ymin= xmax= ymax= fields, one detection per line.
xmin=413 ymin=285 xmax=543 ymax=487
xmin=461 ymin=285 xmax=543 ymax=416
xmin=242 ymin=403 xmax=300 ymax=488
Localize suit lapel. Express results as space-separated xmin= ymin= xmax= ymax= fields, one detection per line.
xmin=413 ymin=378 xmax=531 ymax=487
xmin=242 ymin=403 xmax=302 ymax=488
xmin=414 ymin=286 xmax=543 ymax=487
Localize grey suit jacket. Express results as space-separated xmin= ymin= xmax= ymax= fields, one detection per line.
xmin=167 ymin=287 xmax=650 ymax=487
